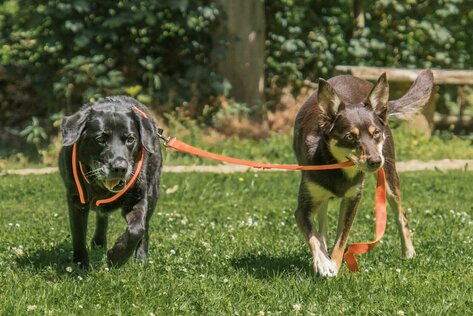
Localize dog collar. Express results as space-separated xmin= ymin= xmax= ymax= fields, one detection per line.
xmin=72 ymin=143 xmax=145 ymax=207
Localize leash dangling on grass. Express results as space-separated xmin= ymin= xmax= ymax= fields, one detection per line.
xmin=157 ymin=129 xmax=387 ymax=273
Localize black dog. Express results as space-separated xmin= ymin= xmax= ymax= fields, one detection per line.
xmin=59 ymin=96 xmax=162 ymax=269
xmin=293 ymin=71 xmax=433 ymax=277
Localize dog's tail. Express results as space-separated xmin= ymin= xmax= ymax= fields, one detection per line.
xmin=387 ymin=70 xmax=434 ymax=120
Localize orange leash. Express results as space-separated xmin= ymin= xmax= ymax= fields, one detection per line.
xmin=344 ymin=168 xmax=387 ymax=272
xmin=163 ymin=136 xmax=387 ymax=273
xmin=166 ymin=138 xmax=354 ymax=170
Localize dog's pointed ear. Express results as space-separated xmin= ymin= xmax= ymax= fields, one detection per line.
xmin=132 ymin=106 xmax=160 ymax=154
xmin=317 ymin=78 xmax=342 ymax=119
xmin=387 ymin=69 xmax=434 ymax=120
xmin=368 ymin=73 xmax=389 ymax=122
xmin=61 ymin=108 xmax=90 ymax=146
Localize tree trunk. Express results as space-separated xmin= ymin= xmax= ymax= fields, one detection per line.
xmin=353 ymin=0 xmax=365 ymax=36
xmin=213 ymin=0 xmax=266 ymax=105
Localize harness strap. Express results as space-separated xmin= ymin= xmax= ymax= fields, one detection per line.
xmin=71 ymin=143 xmax=145 ymax=207
xmin=72 ymin=143 xmax=86 ymax=204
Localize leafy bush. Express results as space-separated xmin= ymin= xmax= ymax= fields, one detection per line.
xmin=1 ymin=0 xmax=472 ymax=133
xmin=265 ymin=0 xmax=473 ymax=89
xmin=0 ymin=0 xmax=225 ymax=127
xmin=265 ymin=0 xmax=352 ymax=88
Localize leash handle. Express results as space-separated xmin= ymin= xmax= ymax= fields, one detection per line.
xmin=344 ymin=168 xmax=387 ymax=272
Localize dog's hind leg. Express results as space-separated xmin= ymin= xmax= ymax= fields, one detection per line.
xmin=295 ymin=180 xmax=335 ymax=278
xmin=91 ymin=213 xmax=108 ymax=249
xmin=383 ymin=162 xmax=416 ymax=258
xmin=330 ymin=191 xmax=362 ymax=273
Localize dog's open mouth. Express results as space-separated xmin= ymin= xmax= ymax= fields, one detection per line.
xmin=102 ymin=179 xmax=126 ymax=192
xmin=346 ymin=154 xmax=360 ymax=166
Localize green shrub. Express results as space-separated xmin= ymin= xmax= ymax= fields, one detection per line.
xmin=0 ymin=0 xmax=225 ymax=125
xmin=1 ymin=0 xmax=472 ymax=132
xmin=265 ymin=0 xmax=473 ymax=89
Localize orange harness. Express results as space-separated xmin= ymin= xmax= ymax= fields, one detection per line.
xmin=72 ymin=143 xmax=145 ymax=207
xmin=71 ymin=106 xmax=147 ymax=207
xmin=162 ymin=135 xmax=387 ymax=273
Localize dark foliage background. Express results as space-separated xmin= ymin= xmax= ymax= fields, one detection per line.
xmin=1 ymin=0 xmax=472 ymax=131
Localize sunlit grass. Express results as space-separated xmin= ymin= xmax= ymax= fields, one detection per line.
xmin=0 ymin=170 xmax=472 ymax=314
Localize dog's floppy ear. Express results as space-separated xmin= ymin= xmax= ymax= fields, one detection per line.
xmin=132 ymin=106 xmax=160 ymax=154
xmin=367 ymin=73 xmax=389 ymax=123
xmin=61 ymin=108 xmax=90 ymax=146
xmin=317 ymin=78 xmax=342 ymax=119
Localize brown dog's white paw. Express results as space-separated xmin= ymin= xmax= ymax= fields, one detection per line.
xmin=404 ymin=246 xmax=416 ymax=259
xmin=313 ymin=253 xmax=337 ymax=278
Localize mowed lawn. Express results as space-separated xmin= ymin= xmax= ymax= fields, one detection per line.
xmin=0 ymin=170 xmax=472 ymax=315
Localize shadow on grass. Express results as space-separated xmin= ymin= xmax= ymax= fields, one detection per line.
xmin=14 ymin=240 xmax=106 ymax=276
xmin=231 ymin=251 xmax=312 ymax=279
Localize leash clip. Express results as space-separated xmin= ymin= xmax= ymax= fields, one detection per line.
xmin=157 ymin=128 xmax=172 ymax=145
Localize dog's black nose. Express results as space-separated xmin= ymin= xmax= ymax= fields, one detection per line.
xmin=111 ymin=158 xmax=128 ymax=177
xmin=367 ymin=156 xmax=382 ymax=169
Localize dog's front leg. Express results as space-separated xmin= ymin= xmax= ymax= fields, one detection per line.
xmin=67 ymin=195 xmax=90 ymax=270
xmin=295 ymin=183 xmax=335 ymax=278
xmin=107 ymin=199 xmax=147 ymax=268
xmin=134 ymin=197 xmax=157 ymax=262
xmin=330 ymin=192 xmax=362 ymax=273
xmin=91 ymin=213 xmax=108 ymax=249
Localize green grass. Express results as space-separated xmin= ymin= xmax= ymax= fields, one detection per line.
xmin=1 ymin=170 xmax=472 ymax=315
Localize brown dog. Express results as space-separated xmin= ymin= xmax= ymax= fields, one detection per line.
xmin=293 ymin=71 xmax=434 ymax=277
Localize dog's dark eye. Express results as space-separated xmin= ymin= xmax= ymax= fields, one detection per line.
xmin=344 ymin=133 xmax=355 ymax=142
xmin=126 ymin=135 xmax=136 ymax=146
xmin=95 ymin=134 xmax=107 ymax=145
xmin=372 ymin=129 xmax=381 ymax=138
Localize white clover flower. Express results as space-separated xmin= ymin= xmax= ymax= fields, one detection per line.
xmin=66 ymin=266 xmax=73 ymax=273
xmin=292 ymin=304 xmax=302 ymax=312
xmin=13 ymin=247 xmax=24 ymax=256
xmin=27 ymin=305 xmax=37 ymax=312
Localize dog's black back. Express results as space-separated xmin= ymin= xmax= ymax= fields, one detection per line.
xmin=59 ymin=96 xmax=162 ymax=269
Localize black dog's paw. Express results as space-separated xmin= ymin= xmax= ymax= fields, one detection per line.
xmin=135 ymin=245 xmax=148 ymax=262
xmin=106 ymin=248 xmax=129 ymax=268
xmin=73 ymin=258 xmax=90 ymax=271
xmin=91 ymin=238 xmax=107 ymax=249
